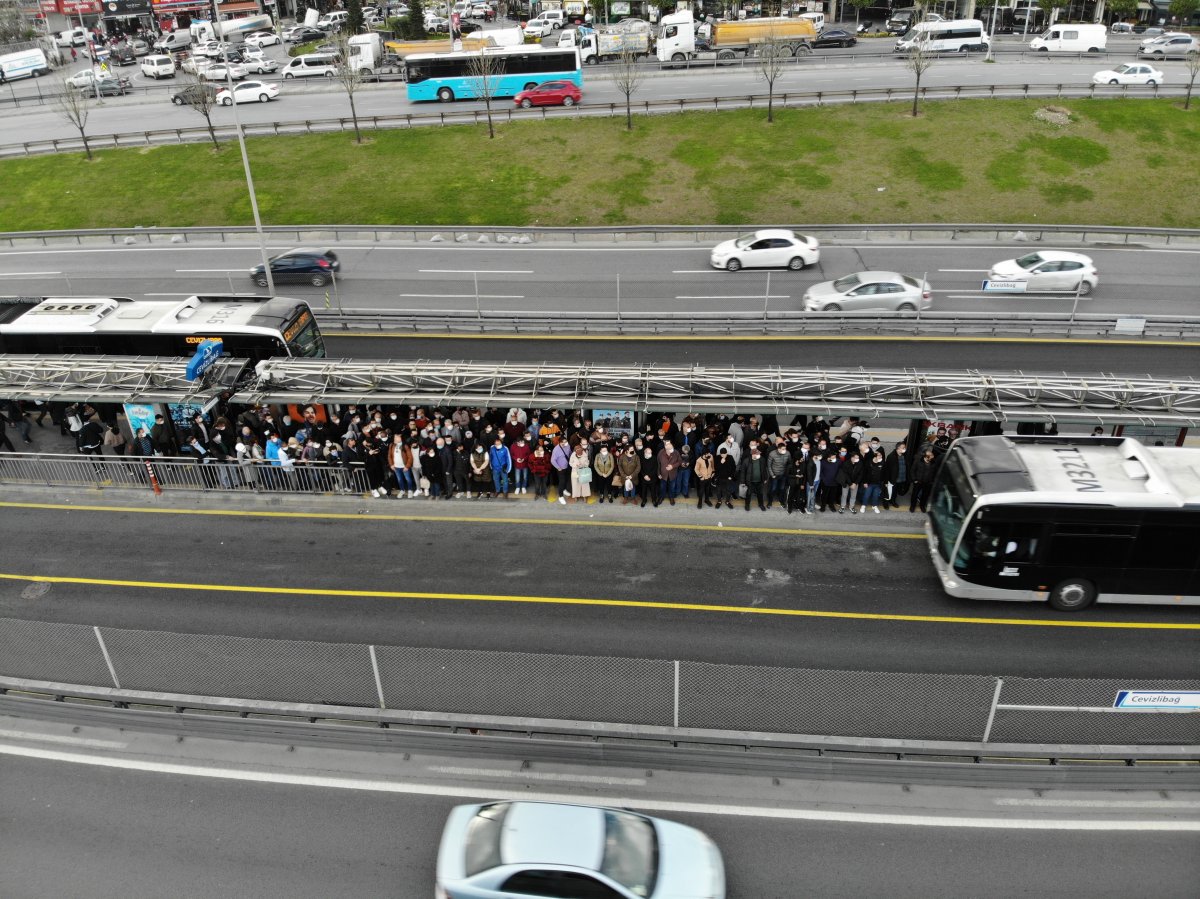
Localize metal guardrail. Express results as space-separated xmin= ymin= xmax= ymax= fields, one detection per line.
xmin=316 ymin=308 xmax=1200 ymax=340
xmin=0 ymin=82 xmax=1187 ymax=158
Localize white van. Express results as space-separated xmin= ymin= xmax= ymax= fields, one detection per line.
xmin=895 ymin=18 xmax=988 ymax=53
xmin=140 ymin=54 xmax=176 ymax=79
xmin=316 ymin=10 xmax=349 ymax=30
xmin=1029 ymin=23 xmax=1106 ymax=53
xmin=54 ymin=27 xmax=88 ymax=47
xmin=154 ymin=30 xmax=193 ymax=52
xmin=527 ymin=9 xmax=565 ymax=30
xmin=282 ymin=53 xmax=339 ymax=78
xmin=0 ymin=48 xmax=50 ymax=80
xmin=800 ymin=12 xmax=825 ymax=33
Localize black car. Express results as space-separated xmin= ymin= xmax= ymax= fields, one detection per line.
xmin=170 ymin=82 xmax=218 ymax=107
xmin=287 ymin=26 xmax=326 ymax=43
xmin=82 ymin=76 xmax=132 ymax=96
xmin=109 ymin=45 xmax=137 ymax=65
xmin=250 ymin=248 xmax=341 ymax=287
xmin=811 ymin=28 xmax=857 ymax=48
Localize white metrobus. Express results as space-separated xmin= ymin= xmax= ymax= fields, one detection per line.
xmin=895 ymin=19 xmax=989 ymax=53
xmin=926 ymin=435 xmax=1200 ymax=611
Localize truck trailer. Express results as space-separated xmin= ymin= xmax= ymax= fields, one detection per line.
xmin=559 ymin=25 xmax=651 ymax=64
xmin=657 ymin=12 xmax=816 ymax=65
xmin=189 ymin=14 xmax=273 ymax=44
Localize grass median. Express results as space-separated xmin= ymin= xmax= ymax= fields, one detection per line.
xmin=4 ymin=98 xmax=1198 ymax=231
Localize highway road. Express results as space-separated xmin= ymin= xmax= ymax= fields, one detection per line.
xmin=1 ymin=37 xmax=1190 ymax=146
xmin=2 ymin=499 xmax=1197 ymax=680
xmin=2 ymin=240 xmax=1198 ymax=319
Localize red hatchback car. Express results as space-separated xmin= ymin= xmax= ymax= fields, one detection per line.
xmin=514 ymin=80 xmax=582 ymax=108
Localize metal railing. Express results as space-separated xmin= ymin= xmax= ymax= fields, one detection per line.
xmin=0 ymin=82 xmax=1187 ymax=158
xmin=0 ymin=617 xmax=1196 ymax=748
xmin=0 ymin=452 xmax=370 ymax=495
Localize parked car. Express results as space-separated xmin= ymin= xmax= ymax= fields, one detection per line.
xmin=803 ymin=271 xmax=931 ymax=312
xmin=436 ymin=801 xmax=726 ymax=899
xmin=79 ymin=76 xmax=132 ymax=96
xmin=988 ymin=251 xmax=1098 ymax=294
xmin=217 ymin=79 xmax=280 ymax=105
xmin=64 ymin=69 xmax=102 ymax=89
xmin=1137 ymin=34 xmax=1197 ymax=57
xmin=250 ymin=248 xmax=341 ymax=287
xmin=140 ymin=54 xmax=177 ymax=79
xmin=1133 ymin=25 xmax=1167 ymax=35
xmin=468 ymin=1 xmax=495 ymax=19
xmin=170 ymin=82 xmax=218 ymax=107
xmin=194 ymin=40 xmax=236 ymax=59
xmin=811 ymin=28 xmax=857 ymax=48
xmin=523 ymin=19 xmax=554 ymax=38
xmin=424 ymin=15 xmax=450 ymax=32
xmin=285 ymin=25 xmax=326 ymax=43
xmin=514 ymin=79 xmax=581 ymax=108
xmin=130 ymin=39 xmax=151 ymax=56
xmin=245 ymin=30 xmax=281 ymax=47
xmin=201 ymin=62 xmax=248 ymax=81
xmin=1092 ymin=63 xmax=1164 ymax=85
xmin=710 ymin=229 xmax=820 ymax=272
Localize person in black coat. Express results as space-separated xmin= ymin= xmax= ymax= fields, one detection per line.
xmin=837 ymin=451 xmax=865 ymax=513
xmin=786 ymin=452 xmax=808 ymax=514
xmin=714 ymin=447 xmax=738 ymax=509
xmin=883 ymin=442 xmax=910 ymax=509
xmin=909 ymin=448 xmax=941 ymax=513
xmin=422 ymin=446 xmax=446 ymax=498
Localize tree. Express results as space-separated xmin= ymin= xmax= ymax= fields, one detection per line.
xmin=755 ymin=30 xmax=787 ymax=124
xmin=406 ymin=0 xmax=428 ymax=39
xmin=330 ymin=31 xmax=366 ymax=143
xmin=903 ymin=32 xmax=935 ymax=118
xmin=1184 ymin=47 xmax=1200 ymax=110
xmin=0 ymin=3 xmax=33 ymax=43
xmin=1169 ymin=0 xmax=1199 ymax=25
xmin=611 ymin=48 xmax=645 ymax=131
xmin=465 ymin=47 xmax=504 ymax=139
xmin=53 ymin=85 xmax=94 ymax=160
xmin=1106 ymin=0 xmax=1139 ymax=23
xmin=1036 ymin=0 xmax=1069 ymax=26
xmin=178 ymin=75 xmax=222 ymax=149
xmin=346 ymin=0 xmax=365 ymax=33
xmin=847 ymin=0 xmax=876 ymax=28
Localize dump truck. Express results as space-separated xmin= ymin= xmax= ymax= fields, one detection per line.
xmin=558 ymin=25 xmax=651 ymax=64
xmin=656 ymin=11 xmax=816 ymax=64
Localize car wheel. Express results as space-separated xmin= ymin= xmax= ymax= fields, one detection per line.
xmin=259 ymin=93 xmax=270 ymax=102
xmin=671 ymin=52 xmax=686 ymax=62
xmin=1077 ymin=280 xmax=1094 ymax=296
xmin=520 ymin=97 xmax=532 ymax=108
xmin=284 ymin=72 xmax=294 ymax=79
xmin=1109 ymin=78 xmax=1119 ymax=84
xmin=823 ymin=303 xmax=842 ymax=312
xmin=172 ymin=95 xmax=183 ymax=104
xmin=1048 ymin=578 xmax=1096 ymax=612
xmin=254 ymin=276 xmax=269 ymax=287
xmin=562 ymin=95 xmax=575 ymax=106
xmin=552 ymin=21 xmax=561 ymax=28
xmin=896 ymin=302 xmax=916 ymax=312
xmin=725 ymin=259 xmax=742 ymax=272
xmin=787 ymin=256 xmax=806 ymax=271
xmin=311 ymin=274 xmax=329 ymax=286
xmin=324 ymin=70 xmax=334 ymax=77
xmin=1147 ymin=79 xmax=1157 ymax=86
xmin=438 ymin=86 xmax=454 ymax=101
xmin=221 ymin=96 xmax=232 ymax=105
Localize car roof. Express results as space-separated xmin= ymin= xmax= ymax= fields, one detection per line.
xmin=750 ymin=229 xmax=797 ymax=240
xmin=500 ymin=803 xmax=604 ymax=869
xmin=847 ymin=271 xmax=903 ymax=281
xmin=1030 ymin=250 xmax=1092 ymax=262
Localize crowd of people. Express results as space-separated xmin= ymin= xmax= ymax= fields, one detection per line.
xmin=4 ymin=399 xmax=962 ymax=513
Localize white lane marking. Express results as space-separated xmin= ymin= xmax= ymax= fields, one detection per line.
xmin=995 ymin=799 xmax=1200 ymax=809
xmin=144 ymin=292 xmax=213 ymax=297
xmin=677 ymin=295 xmax=791 ymax=300
xmin=399 ymin=293 xmax=524 ymax=299
xmin=0 ymin=271 xmax=61 ymax=276
xmin=3 ymin=743 xmax=1197 ymax=831
xmin=176 ymin=268 xmax=245 ymax=273
xmin=946 ymin=293 xmax=1093 ymax=302
xmin=0 ymin=729 xmax=127 ymax=750
xmin=938 ymin=269 xmax=989 ymax=273
xmin=427 ymin=766 xmax=646 ymax=786
xmin=418 ymin=269 xmax=534 ymax=274
xmin=673 ymin=270 xmax=713 ymax=273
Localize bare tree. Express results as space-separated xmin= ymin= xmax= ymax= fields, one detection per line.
xmin=465 ymin=47 xmax=505 ymax=140
xmin=177 ymin=74 xmax=222 ymax=148
xmin=1184 ymin=49 xmax=1200 ymax=111
xmin=611 ymin=49 xmax=645 ymax=131
xmin=903 ymin=32 xmax=936 ymax=118
xmin=755 ymin=30 xmax=788 ymax=124
xmin=330 ymin=31 xmax=366 ymax=144
xmin=53 ymin=84 xmax=94 ymax=160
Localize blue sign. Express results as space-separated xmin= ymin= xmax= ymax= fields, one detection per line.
xmin=1114 ymin=691 xmax=1200 ymax=710
xmin=186 ymin=339 xmax=223 ymax=381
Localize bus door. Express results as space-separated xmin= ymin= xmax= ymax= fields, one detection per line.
xmin=956 ymin=515 xmax=1044 ymax=591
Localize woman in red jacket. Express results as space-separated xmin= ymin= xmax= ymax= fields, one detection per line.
xmin=528 ymin=444 xmax=552 ymax=500
xmin=510 ymin=435 xmax=532 ymax=495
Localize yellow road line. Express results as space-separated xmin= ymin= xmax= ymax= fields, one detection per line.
xmin=2 ymin=572 xmax=1197 ymax=631
xmin=333 ymin=332 xmax=1200 ymax=347
xmin=0 ymin=501 xmax=925 ymax=539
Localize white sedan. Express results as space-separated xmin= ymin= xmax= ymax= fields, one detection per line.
xmin=216 ymin=80 xmax=280 ymax=105
xmin=245 ymin=31 xmax=281 ymax=47
xmin=988 ymin=251 xmax=1098 ymax=294
xmin=201 ymin=62 xmax=249 ymax=81
xmin=64 ymin=69 xmax=102 ymax=88
xmin=1092 ymin=63 xmax=1165 ymax=85
xmin=710 ymin=229 xmax=820 ymax=271
xmin=242 ymin=56 xmax=279 ymax=74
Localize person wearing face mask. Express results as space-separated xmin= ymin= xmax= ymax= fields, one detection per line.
xmin=489 ymin=436 xmax=513 ymax=499
xmin=638 ymin=447 xmax=657 ymax=508
xmin=766 ymin=441 xmax=791 ymax=509
xmin=693 ymin=449 xmax=715 ymax=509
xmin=529 ymin=443 xmax=552 ymax=499
xmin=509 ymin=435 xmax=532 ymax=495
xmin=884 ymin=441 xmax=910 ymax=509
xmin=861 ymin=449 xmax=886 ymax=513
xmin=838 ymin=451 xmax=865 ymax=513
xmin=818 ymin=451 xmax=842 ymax=512
xmin=593 ymin=443 xmax=616 ymax=503
xmin=737 ymin=444 xmax=769 ymax=512
xmin=786 ymin=451 xmax=808 ymax=514
xmin=617 ymin=447 xmax=640 ymax=504
xmin=714 ymin=447 xmax=737 ymax=509
xmin=470 ymin=444 xmax=492 ymax=498
xmin=551 ymin=438 xmax=572 ymax=505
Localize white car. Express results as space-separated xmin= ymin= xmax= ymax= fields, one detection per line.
xmin=437 ymin=801 xmax=725 ymax=899
xmin=180 ymin=55 xmax=211 ymax=75
xmin=200 ymin=62 xmax=248 ymax=81
xmin=1092 ymin=63 xmax=1164 ymax=86
xmin=245 ymin=31 xmax=281 ymax=48
xmin=216 ymin=80 xmax=280 ymax=105
xmin=64 ymin=69 xmax=101 ymax=88
xmin=194 ymin=40 xmax=236 ymax=59
xmin=1137 ymin=34 xmax=1197 ymax=57
xmin=803 ymin=271 xmax=932 ymax=312
xmin=242 ymin=55 xmax=279 ymax=74
xmin=988 ymin=251 xmax=1098 ymax=294
xmin=523 ymin=19 xmax=554 ymax=38
xmin=710 ymin=229 xmax=820 ymax=271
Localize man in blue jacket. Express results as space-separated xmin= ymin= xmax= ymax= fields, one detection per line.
xmin=488 ymin=435 xmax=513 ymax=499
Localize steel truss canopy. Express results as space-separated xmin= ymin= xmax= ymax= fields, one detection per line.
xmin=0 ymin=355 xmax=250 ymax=402
xmin=2 ymin=356 xmax=1200 ymax=425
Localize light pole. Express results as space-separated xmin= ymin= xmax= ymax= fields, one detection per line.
xmin=986 ymin=0 xmax=998 ymax=61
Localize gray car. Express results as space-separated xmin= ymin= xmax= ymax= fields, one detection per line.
xmin=436 ymin=800 xmax=725 ymax=899
xmin=803 ymin=271 xmax=932 ymax=312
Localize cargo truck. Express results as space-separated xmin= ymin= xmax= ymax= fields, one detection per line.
xmin=189 ymin=14 xmax=273 ymax=44
xmin=385 ymin=25 xmax=524 ymax=60
xmin=558 ymin=25 xmax=651 ymax=64
xmin=656 ymin=12 xmax=816 ymax=65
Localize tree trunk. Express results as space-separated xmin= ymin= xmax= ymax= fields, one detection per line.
xmin=768 ymin=84 xmax=774 ymax=123
xmin=484 ymin=95 xmax=494 ymax=139
xmin=78 ymin=127 xmax=92 ymax=161
xmin=625 ymin=94 xmax=632 ymax=130
xmin=1187 ymin=78 xmax=1195 ymax=111
xmin=207 ymin=121 xmax=219 ymax=149
xmin=349 ymin=92 xmax=362 ymax=143
xmin=911 ymin=72 xmax=921 ymax=117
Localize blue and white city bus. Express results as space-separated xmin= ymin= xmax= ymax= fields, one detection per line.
xmin=404 ymin=46 xmax=582 ymax=102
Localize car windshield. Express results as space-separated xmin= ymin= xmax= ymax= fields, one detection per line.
xmin=600 ymin=810 xmax=659 ymax=895
xmin=734 ymin=234 xmax=759 ymax=249
xmin=832 ymin=274 xmax=862 ymax=292
xmin=1014 ymin=252 xmax=1043 ymax=270
xmin=464 ymin=802 xmax=510 ymax=876
xmin=1113 ymin=64 xmax=1134 ymax=73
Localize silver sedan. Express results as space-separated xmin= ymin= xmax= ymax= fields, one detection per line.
xmin=803 ymin=271 xmax=932 ymax=312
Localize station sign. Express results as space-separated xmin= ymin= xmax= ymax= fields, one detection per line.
xmin=185 ymin=338 xmax=223 ymax=381
xmin=1113 ymin=691 xmax=1200 ymax=710
xmin=981 ymin=280 xmax=1028 ymax=292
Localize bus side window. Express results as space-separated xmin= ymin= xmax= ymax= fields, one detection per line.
xmin=1002 ymin=534 xmax=1038 ymax=562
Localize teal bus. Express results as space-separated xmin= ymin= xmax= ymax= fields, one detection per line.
xmin=404 ymin=46 xmax=582 ymax=102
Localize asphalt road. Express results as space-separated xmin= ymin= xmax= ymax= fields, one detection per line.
xmin=2 ymin=501 xmax=1197 ymax=680
xmin=4 ymin=751 xmax=1199 ymax=899
xmin=2 ymin=240 xmax=1198 ymax=318
xmin=3 ymin=40 xmax=1189 ymax=145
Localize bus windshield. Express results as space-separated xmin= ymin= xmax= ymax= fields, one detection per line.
xmin=282 ymin=306 xmax=325 ymax=357
xmin=929 ymin=451 xmax=972 ymax=563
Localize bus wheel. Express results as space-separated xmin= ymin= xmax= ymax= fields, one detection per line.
xmin=1048 ymin=579 xmax=1096 ymax=612
xmin=437 ymin=87 xmax=454 ymax=101
xmin=524 ymin=82 xmax=537 ymax=91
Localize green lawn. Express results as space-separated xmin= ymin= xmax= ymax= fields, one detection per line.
xmin=4 ymin=98 xmax=1199 ymax=231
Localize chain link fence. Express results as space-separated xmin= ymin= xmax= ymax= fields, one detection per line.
xmin=1 ymin=617 xmax=1196 ymax=745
